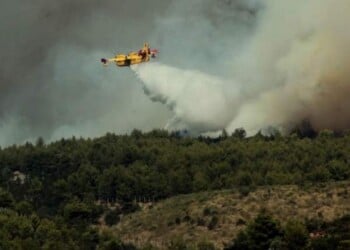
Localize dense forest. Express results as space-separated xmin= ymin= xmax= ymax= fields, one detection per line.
xmin=0 ymin=128 xmax=350 ymax=249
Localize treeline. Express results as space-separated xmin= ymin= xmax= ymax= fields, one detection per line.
xmin=1 ymin=129 xmax=350 ymax=213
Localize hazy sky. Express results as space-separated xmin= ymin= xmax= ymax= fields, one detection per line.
xmin=0 ymin=0 xmax=173 ymax=145
xmin=2 ymin=0 xmax=350 ymax=145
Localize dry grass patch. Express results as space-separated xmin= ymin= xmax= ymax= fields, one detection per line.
xmin=106 ymin=181 xmax=350 ymax=249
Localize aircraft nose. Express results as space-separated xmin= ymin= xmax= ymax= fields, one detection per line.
xmin=101 ymin=58 xmax=107 ymax=64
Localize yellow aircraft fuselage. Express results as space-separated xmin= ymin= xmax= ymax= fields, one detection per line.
xmin=115 ymin=51 xmax=150 ymax=67
xmin=102 ymin=43 xmax=154 ymax=67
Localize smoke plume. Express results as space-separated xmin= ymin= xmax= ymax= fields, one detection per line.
xmin=133 ymin=63 xmax=241 ymax=133
xmin=2 ymin=0 xmax=350 ymax=145
xmin=134 ymin=0 xmax=350 ymax=135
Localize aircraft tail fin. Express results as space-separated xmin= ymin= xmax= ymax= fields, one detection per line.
xmin=101 ymin=58 xmax=109 ymax=66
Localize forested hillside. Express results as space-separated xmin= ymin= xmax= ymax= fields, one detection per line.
xmin=0 ymin=128 xmax=350 ymax=249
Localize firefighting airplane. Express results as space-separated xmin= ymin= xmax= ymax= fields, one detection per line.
xmin=101 ymin=43 xmax=159 ymax=67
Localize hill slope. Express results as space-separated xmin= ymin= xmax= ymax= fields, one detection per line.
xmin=106 ymin=182 xmax=350 ymax=249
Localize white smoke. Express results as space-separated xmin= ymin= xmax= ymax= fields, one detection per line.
xmin=133 ymin=0 xmax=350 ymax=135
xmin=132 ymin=63 xmax=241 ymax=133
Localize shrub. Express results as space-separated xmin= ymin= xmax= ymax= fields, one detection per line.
xmin=207 ymin=216 xmax=219 ymax=230
xmin=121 ymin=202 xmax=140 ymax=214
xmin=238 ymin=186 xmax=252 ymax=197
xmin=236 ymin=218 xmax=246 ymax=226
xmin=283 ymin=220 xmax=308 ymax=250
xmin=197 ymin=217 xmax=206 ymax=226
xmin=0 ymin=188 xmax=14 ymax=208
xmin=197 ymin=241 xmax=216 ymax=250
xmin=175 ymin=217 xmax=181 ymax=225
xmin=203 ymin=207 xmax=217 ymax=216
xmin=105 ymin=210 xmax=120 ymax=226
